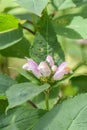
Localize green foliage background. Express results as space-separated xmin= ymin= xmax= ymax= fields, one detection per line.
xmin=0 ymin=0 xmax=87 ymax=130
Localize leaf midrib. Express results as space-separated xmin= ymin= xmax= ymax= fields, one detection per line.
xmin=67 ymin=103 xmax=87 ymax=130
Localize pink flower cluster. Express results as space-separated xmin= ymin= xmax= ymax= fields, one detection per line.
xmin=23 ymin=56 xmax=72 ymax=81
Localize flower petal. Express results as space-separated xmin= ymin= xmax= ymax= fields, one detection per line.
xmin=53 ymin=71 xmax=65 ymax=80
xmin=23 ymin=58 xmax=42 ymax=78
xmin=32 ymin=68 xmax=42 ymax=78
xmin=46 ymin=55 xmax=54 ymax=67
xmin=53 ymin=62 xmax=72 ymax=80
xmin=26 ymin=58 xmax=38 ymax=70
xmin=58 ymin=62 xmax=69 ymax=71
xmin=38 ymin=61 xmax=51 ymax=77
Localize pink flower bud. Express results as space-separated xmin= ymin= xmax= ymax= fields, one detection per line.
xmin=38 ymin=61 xmax=51 ymax=77
xmin=53 ymin=62 xmax=71 ymax=80
xmin=46 ymin=55 xmax=54 ymax=67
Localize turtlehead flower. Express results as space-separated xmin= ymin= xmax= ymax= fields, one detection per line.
xmin=22 ymin=56 xmax=72 ymax=82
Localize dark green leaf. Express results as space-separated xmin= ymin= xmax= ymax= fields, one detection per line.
xmin=0 ymin=28 xmax=23 ymax=49
xmin=6 ymin=82 xmax=50 ymax=109
xmin=0 ymin=74 xmax=16 ymax=98
xmin=34 ymin=93 xmax=87 ymax=130
xmin=15 ymin=69 xmax=40 ymax=84
xmin=15 ymin=74 xmax=29 ymax=83
xmin=72 ymin=0 xmax=87 ymax=6
xmin=0 ymin=100 xmax=8 ymax=115
xmin=0 ymin=106 xmax=46 ymax=130
xmin=30 ymin=32 xmax=48 ymax=63
xmin=71 ymin=75 xmax=87 ymax=93
xmin=30 ymin=14 xmax=65 ymax=64
xmin=0 ymin=38 xmax=30 ymax=58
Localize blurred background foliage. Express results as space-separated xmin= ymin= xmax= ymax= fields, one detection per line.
xmin=0 ymin=1 xmax=87 ymax=129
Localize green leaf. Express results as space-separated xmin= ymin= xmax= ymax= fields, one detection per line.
xmin=30 ymin=14 xmax=65 ymax=64
xmin=54 ymin=24 xmax=82 ymax=39
xmin=15 ymin=68 xmax=40 ymax=84
xmin=0 ymin=0 xmax=18 ymax=13
xmin=34 ymin=93 xmax=87 ymax=130
xmin=71 ymin=75 xmax=87 ymax=93
xmin=30 ymin=32 xmax=48 ymax=63
xmin=0 ymin=100 xmax=8 ymax=115
xmin=49 ymin=0 xmax=84 ymax=11
xmin=0 ymin=14 xmax=19 ymax=32
xmin=15 ymin=74 xmax=29 ymax=83
xmin=0 ymin=74 xmax=16 ymax=98
xmin=1 ymin=125 xmax=19 ymax=130
xmin=51 ymin=0 xmax=65 ymax=9
xmin=0 ymin=14 xmax=23 ymax=49
xmin=58 ymin=0 xmax=76 ymax=10
xmin=16 ymin=0 xmax=49 ymax=16
xmin=6 ymin=82 xmax=50 ymax=109
xmin=58 ymin=0 xmax=87 ymax=10
xmin=0 ymin=106 xmax=46 ymax=130
xmin=72 ymin=0 xmax=87 ymax=6
xmin=0 ymin=28 xmax=23 ymax=49
xmin=0 ymin=38 xmax=30 ymax=58
xmin=67 ymin=16 xmax=87 ymax=39
xmin=53 ymin=4 xmax=87 ymax=23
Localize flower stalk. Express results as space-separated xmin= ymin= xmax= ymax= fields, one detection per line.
xmin=45 ymin=89 xmax=50 ymax=110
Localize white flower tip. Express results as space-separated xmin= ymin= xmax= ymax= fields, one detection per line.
xmin=22 ymin=63 xmax=29 ymax=70
xmin=52 ymin=65 xmax=57 ymax=72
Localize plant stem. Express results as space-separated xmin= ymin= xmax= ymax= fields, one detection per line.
xmin=27 ymin=100 xmax=37 ymax=108
xmin=22 ymin=26 xmax=35 ymax=35
xmin=32 ymin=14 xmax=37 ymax=31
xmin=26 ymin=20 xmax=33 ymax=25
xmin=73 ymin=62 xmax=84 ymax=72
xmin=81 ymin=45 xmax=86 ymax=63
xmin=45 ymin=90 xmax=49 ymax=110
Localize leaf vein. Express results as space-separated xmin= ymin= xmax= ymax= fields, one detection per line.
xmin=67 ymin=103 xmax=87 ymax=130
